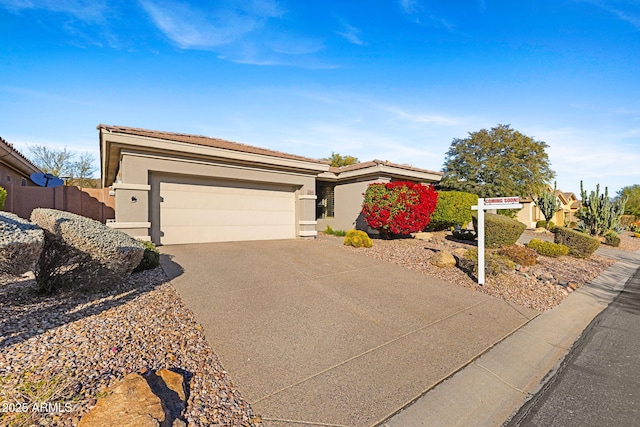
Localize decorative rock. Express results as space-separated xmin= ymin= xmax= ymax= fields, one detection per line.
xmin=452 ymin=248 xmax=468 ymax=258
xmin=0 ymin=211 xmax=44 ymax=275
xmin=540 ymin=272 xmax=555 ymax=281
xmin=568 ymin=282 xmax=579 ymax=290
xmin=78 ymin=370 xmax=186 ymax=427
xmin=413 ymin=232 xmax=433 ymax=241
xmin=430 ymin=250 xmax=456 ymax=268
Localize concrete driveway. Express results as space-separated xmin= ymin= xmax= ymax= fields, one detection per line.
xmin=160 ymin=238 xmax=537 ymax=427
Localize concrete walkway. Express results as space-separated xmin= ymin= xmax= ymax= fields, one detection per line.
xmin=382 ymin=239 xmax=640 ymax=426
xmin=160 ymin=239 xmax=537 ymax=427
xmin=505 ymin=265 xmax=640 ymax=426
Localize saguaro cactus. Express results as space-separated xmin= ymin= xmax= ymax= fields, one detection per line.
xmin=576 ymin=181 xmax=627 ymax=236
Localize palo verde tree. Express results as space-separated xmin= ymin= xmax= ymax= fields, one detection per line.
xmin=532 ymin=181 xmax=561 ymax=222
xmin=440 ymin=124 xmax=555 ymax=198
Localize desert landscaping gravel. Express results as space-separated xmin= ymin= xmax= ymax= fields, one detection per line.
xmin=336 ymin=230 xmax=629 ymax=312
xmin=0 ymin=269 xmax=262 ymax=427
xmin=2 ymin=230 xmax=639 ymax=426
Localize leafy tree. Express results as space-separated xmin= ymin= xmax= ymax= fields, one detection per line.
xmin=28 ymin=145 xmax=98 ymax=188
xmin=440 ymin=124 xmax=555 ymax=198
xmin=324 ymin=152 xmax=359 ymax=167
xmin=617 ymin=184 xmax=640 ymax=218
xmin=533 ymin=181 xmax=561 ymax=222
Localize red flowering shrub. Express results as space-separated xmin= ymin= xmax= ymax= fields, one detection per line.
xmin=361 ymin=181 xmax=438 ymax=236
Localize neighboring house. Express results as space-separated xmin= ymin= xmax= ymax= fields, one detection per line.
xmin=99 ymin=125 xmax=442 ymax=245
xmin=517 ymin=185 xmax=580 ymax=228
xmin=0 ymin=136 xmax=41 ymax=188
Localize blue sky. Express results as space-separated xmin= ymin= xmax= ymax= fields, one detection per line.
xmin=1 ymin=0 xmax=639 ymax=196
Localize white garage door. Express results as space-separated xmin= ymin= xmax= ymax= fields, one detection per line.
xmin=158 ymin=178 xmax=296 ymax=245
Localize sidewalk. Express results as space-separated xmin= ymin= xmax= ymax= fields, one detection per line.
xmin=381 ymin=243 xmax=640 ymax=427
xmin=505 ymin=260 xmax=640 ymax=426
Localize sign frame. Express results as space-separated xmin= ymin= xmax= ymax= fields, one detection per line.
xmin=471 ymin=197 xmax=523 ymax=285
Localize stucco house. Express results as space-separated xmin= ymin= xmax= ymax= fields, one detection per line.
xmin=0 ymin=136 xmax=41 ymax=188
xmin=99 ymin=125 xmax=442 ymax=245
xmin=516 ymin=185 xmax=580 ymax=228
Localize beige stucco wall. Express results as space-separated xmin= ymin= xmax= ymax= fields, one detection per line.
xmin=317 ymin=177 xmax=393 ymax=232
xmin=111 ymin=151 xmax=318 ymax=243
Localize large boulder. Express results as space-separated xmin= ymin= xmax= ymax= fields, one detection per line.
xmin=30 ymin=209 xmax=144 ymax=292
xmin=78 ymin=370 xmax=186 ymax=427
xmin=0 ymin=212 xmax=44 ymax=275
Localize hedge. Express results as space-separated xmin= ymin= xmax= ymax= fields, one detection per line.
xmin=553 ymin=226 xmax=600 ymax=258
xmin=429 ymin=191 xmax=478 ymax=231
xmin=472 ymin=212 xmax=527 ymax=248
xmin=526 ymin=238 xmax=569 ymax=257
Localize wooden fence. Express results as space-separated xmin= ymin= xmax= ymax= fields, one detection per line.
xmin=3 ymin=184 xmax=115 ymax=223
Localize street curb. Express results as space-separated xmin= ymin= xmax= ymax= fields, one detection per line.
xmin=380 ymin=257 xmax=640 ymax=427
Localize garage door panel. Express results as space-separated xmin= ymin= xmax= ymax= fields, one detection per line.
xmin=162 ymin=189 xmax=293 ymax=211
xmin=161 ymin=208 xmax=294 ymax=227
xmin=158 ymin=178 xmax=296 ymax=244
xmin=161 ymin=225 xmax=295 ymax=245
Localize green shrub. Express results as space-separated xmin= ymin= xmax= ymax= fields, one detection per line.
xmin=134 ymin=240 xmax=160 ymax=271
xmin=554 ymin=227 xmax=600 ymax=258
xmin=343 ymin=229 xmax=372 ymax=248
xmin=604 ymin=231 xmax=621 ymax=247
xmin=547 ymin=221 xmax=555 ymax=230
xmin=498 ymin=244 xmax=538 ymax=266
xmin=536 ymin=220 xmax=547 ymax=229
xmin=429 ymin=191 xmax=478 ymax=231
xmin=472 ymin=212 xmax=527 ymax=248
xmin=526 ymin=238 xmax=569 ymax=257
xmin=324 ymin=225 xmax=347 ymax=237
xmin=0 ymin=186 xmax=6 ymax=210
xmin=460 ymin=248 xmax=515 ymax=276
xmin=635 ymin=232 xmax=640 ymax=239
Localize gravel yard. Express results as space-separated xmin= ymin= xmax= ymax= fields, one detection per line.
xmin=0 ymin=269 xmax=262 ymax=427
xmin=1 ymin=230 xmax=637 ymax=426
xmin=336 ymin=230 xmax=622 ymax=312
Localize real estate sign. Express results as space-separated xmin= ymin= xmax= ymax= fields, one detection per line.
xmin=471 ymin=197 xmax=523 ymax=285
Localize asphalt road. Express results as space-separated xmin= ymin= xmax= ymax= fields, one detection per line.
xmin=506 ymin=265 xmax=640 ymax=427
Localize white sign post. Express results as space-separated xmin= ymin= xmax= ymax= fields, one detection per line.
xmin=471 ymin=197 xmax=522 ymax=285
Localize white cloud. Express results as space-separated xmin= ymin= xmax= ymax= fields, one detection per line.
xmin=575 ymin=0 xmax=640 ymax=30
xmin=336 ymin=22 xmax=367 ymax=46
xmin=400 ymin=0 xmax=419 ymax=15
xmin=377 ymin=104 xmax=461 ymax=126
xmin=139 ymin=0 xmax=277 ymax=48
xmin=0 ymin=0 xmax=108 ymax=22
xmin=524 ymin=126 xmax=640 ymax=193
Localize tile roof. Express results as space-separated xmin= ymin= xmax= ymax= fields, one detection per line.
xmin=0 ymin=136 xmax=41 ymax=173
xmin=329 ymin=159 xmax=442 ymax=176
xmin=98 ymin=124 xmax=330 ymax=165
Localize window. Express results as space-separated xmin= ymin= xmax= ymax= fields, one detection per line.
xmin=316 ymin=183 xmax=335 ymax=219
xmin=21 ymin=178 xmax=27 ymax=186
xmin=6 ymin=175 xmax=10 ymax=182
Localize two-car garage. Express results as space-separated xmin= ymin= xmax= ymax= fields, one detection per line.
xmin=100 ymin=124 xmax=326 ymax=245
xmin=153 ymin=175 xmax=296 ymax=245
